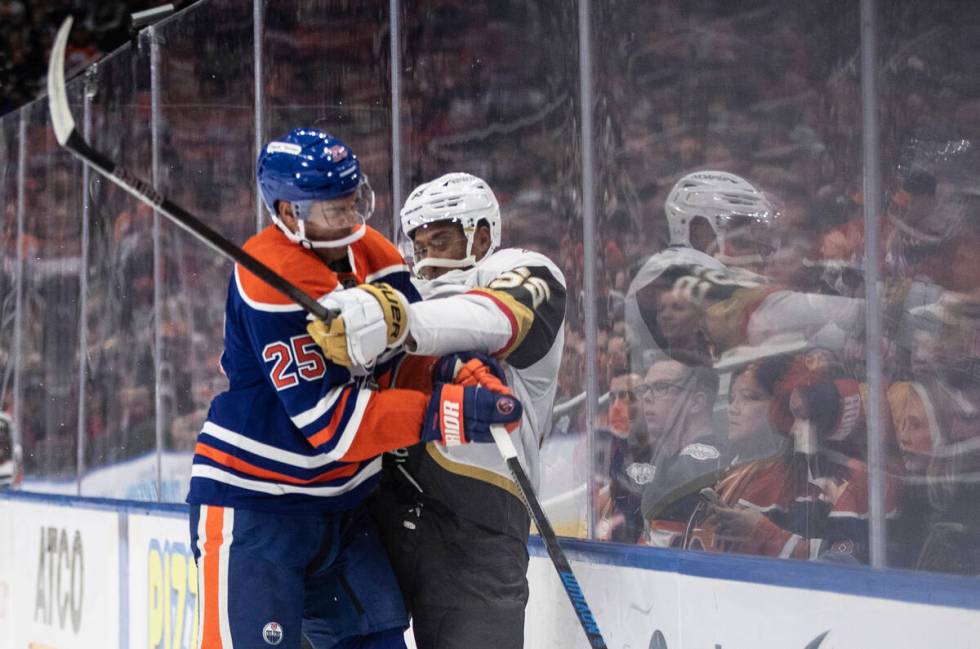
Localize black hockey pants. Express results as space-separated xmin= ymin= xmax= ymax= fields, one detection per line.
xmin=370 ymin=486 xmax=530 ymax=649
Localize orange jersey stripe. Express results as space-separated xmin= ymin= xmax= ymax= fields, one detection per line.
xmin=307 ymin=388 xmax=353 ymax=448
xmin=339 ymin=389 xmax=429 ymax=461
xmin=202 ymin=506 xmax=225 ymax=649
xmin=194 ymin=442 xmax=359 ymax=485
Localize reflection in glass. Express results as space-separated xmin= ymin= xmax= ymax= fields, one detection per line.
xmin=0 ymin=0 xmax=977 ymax=579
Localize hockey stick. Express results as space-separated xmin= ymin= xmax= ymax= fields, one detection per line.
xmin=490 ymin=425 xmax=608 ymax=648
xmin=46 ymin=17 xmax=337 ymax=322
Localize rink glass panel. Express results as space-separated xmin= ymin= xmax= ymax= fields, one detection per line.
xmin=80 ymin=45 xmax=157 ymax=497
xmin=400 ymin=0 xmax=587 ymax=536
xmin=262 ymin=0 xmax=395 ymax=238
xmin=0 ymin=0 xmax=975 ymax=577
xmin=18 ymin=96 xmax=85 ymax=484
xmin=588 ymin=2 xmax=878 ymax=556
xmin=874 ymin=2 xmax=980 ymax=575
xmin=0 ymin=116 xmax=18 ymax=464
xmin=155 ymin=0 xmax=256 ymax=502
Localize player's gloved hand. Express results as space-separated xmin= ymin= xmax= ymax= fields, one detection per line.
xmin=433 ymin=353 xmax=520 ymax=432
xmin=433 ymin=352 xmax=509 ymax=392
xmin=421 ymin=383 xmax=523 ymax=446
xmin=306 ymin=283 xmax=409 ymax=369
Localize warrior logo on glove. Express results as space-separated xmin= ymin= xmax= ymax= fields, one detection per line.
xmin=442 ymin=400 xmax=463 ymax=445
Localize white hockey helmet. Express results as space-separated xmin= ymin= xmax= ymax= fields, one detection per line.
xmin=399 ymin=172 xmax=501 ymax=277
xmin=665 ymin=171 xmax=775 ymax=259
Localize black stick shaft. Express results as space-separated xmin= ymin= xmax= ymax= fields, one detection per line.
xmin=64 ymin=131 xmax=336 ymax=322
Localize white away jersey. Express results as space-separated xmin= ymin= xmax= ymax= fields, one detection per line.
xmin=397 ymin=247 xmax=567 ymax=538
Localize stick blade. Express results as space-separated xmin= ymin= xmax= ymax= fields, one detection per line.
xmin=47 ymin=17 xmax=76 ymax=145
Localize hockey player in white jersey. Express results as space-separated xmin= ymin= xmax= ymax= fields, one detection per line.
xmin=625 ymin=170 xmax=776 ymax=364
xmin=307 ymin=172 xmax=566 ymax=649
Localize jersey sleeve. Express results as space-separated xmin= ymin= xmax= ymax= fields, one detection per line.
xmin=408 ymin=262 xmax=567 ymax=370
xmin=237 ymin=286 xmax=428 ymax=464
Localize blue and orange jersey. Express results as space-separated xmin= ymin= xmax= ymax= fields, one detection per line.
xmin=187 ymin=225 xmax=425 ymax=514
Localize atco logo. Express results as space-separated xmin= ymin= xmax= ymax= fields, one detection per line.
xmin=326 ymin=144 xmax=348 ymax=160
xmin=263 ymin=621 xmax=284 ymax=645
xmin=34 ymin=526 xmax=84 ymax=633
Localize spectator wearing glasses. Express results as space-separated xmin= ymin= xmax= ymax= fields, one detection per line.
xmin=638 ymin=351 xmax=730 ymax=545
xmin=595 ymin=368 xmax=650 ymax=542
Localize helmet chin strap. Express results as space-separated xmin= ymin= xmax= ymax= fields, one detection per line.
xmin=410 ymin=225 xmax=496 ymax=278
xmin=271 ymin=214 xmax=366 ymax=249
xmin=299 ymin=221 xmax=367 ymax=249
xmin=413 ymin=254 xmax=478 ymax=277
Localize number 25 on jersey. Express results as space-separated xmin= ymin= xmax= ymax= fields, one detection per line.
xmin=262 ymin=334 xmax=327 ymax=390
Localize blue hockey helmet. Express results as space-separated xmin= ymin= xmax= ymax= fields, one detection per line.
xmin=257 ymin=128 xmax=375 ymax=248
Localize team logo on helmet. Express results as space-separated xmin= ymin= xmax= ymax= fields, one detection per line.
xmin=496 ymin=397 xmax=516 ymax=416
xmin=262 ymin=622 xmax=284 ymax=645
xmin=327 ymin=144 xmax=348 ymax=160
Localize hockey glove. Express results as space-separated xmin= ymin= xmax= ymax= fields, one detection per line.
xmin=433 ymin=352 xmax=519 ymax=432
xmin=433 ymin=352 xmax=509 ymax=392
xmin=307 ymin=283 xmax=409 ymax=369
xmin=421 ymin=383 xmax=523 ymax=446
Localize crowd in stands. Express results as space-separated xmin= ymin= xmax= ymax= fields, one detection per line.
xmin=582 ymin=2 xmax=980 ymax=575
xmin=2 ymin=0 xmax=980 ymax=576
xmin=0 ymin=1 xmax=165 ymax=116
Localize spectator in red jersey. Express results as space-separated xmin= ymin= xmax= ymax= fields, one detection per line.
xmin=696 ymin=354 xmax=898 ymax=563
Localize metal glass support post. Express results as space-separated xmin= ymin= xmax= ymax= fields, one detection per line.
xmin=254 ymin=0 xmax=265 ymax=233
xmin=150 ymin=27 xmax=164 ymax=500
xmin=11 ymin=113 xmax=26 ymax=477
xmin=76 ymin=75 xmax=94 ymax=495
xmin=389 ymin=0 xmax=403 ymax=237
xmin=577 ymin=0 xmax=599 ymax=538
xmin=860 ymin=0 xmax=887 ymax=568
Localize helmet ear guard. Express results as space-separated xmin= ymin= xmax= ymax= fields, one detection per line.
xmin=399 ymin=172 xmax=501 ymax=278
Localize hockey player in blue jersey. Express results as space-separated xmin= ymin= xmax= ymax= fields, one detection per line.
xmin=186 ymin=129 xmax=523 ymax=649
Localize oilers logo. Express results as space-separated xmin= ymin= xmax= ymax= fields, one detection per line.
xmin=496 ymin=396 xmax=516 ymax=416
xmin=263 ymin=621 xmax=284 ymax=645
xmin=326 ymin=144 xmax=348 ymax=160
